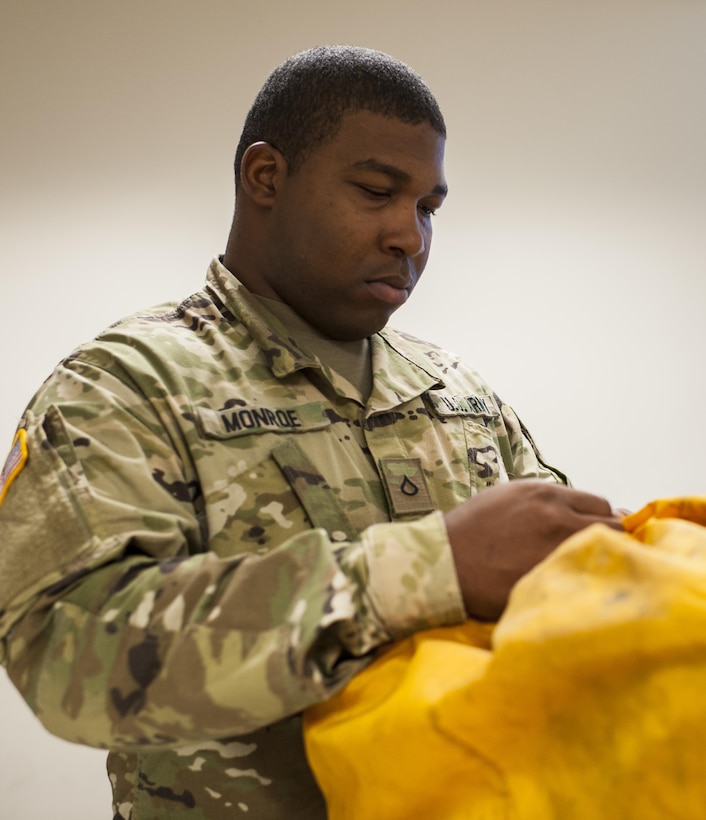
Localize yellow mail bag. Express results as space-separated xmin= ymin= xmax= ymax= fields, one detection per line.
xmin=304 ymin=497 xmax=706 ymax=819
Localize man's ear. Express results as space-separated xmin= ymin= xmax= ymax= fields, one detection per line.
xmin=239 ymin=141 xmax=287 ymax=206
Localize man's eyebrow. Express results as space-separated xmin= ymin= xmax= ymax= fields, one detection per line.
xmin=351 ymin=159 xmax=448 ymax=197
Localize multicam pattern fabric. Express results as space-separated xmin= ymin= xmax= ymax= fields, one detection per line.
xmin=0 ymin=257 xmax=566 ymax=818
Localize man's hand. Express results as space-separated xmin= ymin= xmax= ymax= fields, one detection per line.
xmin=445 ymin=481 xmax=624 ymax=621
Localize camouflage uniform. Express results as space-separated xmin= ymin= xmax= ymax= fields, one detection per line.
xmin=0 ymin=257 xmax=566 ymax=819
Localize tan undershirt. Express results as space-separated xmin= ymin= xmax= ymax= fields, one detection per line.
xmin=253 ymin=295 xmax=373 ymax=402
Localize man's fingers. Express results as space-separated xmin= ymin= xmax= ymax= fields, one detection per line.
xmin=562 ymin=487 xmax=615 ymax=517
xmin=580 ymin=514 xmax=625 ymax=531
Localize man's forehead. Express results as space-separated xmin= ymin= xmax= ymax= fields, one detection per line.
xmin=328 ymin=111 xmax=446 ymax=182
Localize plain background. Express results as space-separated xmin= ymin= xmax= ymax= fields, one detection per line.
xmin=1 ymin=0 xmax=705 ymax=816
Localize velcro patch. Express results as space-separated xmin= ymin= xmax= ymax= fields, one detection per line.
xmin=198 ymin=401 xmax=330 ymax=439
xmin=0 ymin=428 xmax=28 ymax=505
xmin=379 ymin=457 xmax=436 ymax=518
xmin=426 ymin=392 xmax=499 ymax=420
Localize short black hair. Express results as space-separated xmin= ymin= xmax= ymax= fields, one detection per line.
xmin=234 ymin=45 xmax=446 ymax=186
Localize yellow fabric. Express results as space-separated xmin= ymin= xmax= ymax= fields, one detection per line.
xmin=303 ymin=496 xmax=706 ymax=819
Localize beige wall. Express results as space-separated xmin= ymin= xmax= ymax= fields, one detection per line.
xmin=1 ymin=1 xmax=705 ymax=815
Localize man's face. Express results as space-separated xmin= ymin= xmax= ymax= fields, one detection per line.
xmin=259 ymin=110 xmax=447 ymax=340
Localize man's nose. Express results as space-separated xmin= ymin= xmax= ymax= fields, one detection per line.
xmin=383 ymin=207 xmax=427 ymax=258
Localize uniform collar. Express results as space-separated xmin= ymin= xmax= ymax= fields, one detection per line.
xmin=206 ymin=257 xmax=320 ymax=377
xmin=368 ymin=331 xmax=445 ymax=413
xmin=205 ymin=257 xmax=445 ymax=410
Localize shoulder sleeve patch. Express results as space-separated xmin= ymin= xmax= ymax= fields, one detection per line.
xmin=0 ymin=428 xmax=28 ymax=505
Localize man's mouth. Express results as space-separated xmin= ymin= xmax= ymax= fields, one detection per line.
xmin=365 ymin=277 xmax=412 ymax=307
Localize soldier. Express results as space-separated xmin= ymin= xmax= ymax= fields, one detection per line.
xmin=0 ymin=46 xmax=622 ymax=819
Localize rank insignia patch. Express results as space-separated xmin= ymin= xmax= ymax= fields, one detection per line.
xmin=0 ymin=428 xmax=28 ymax=505
xmin=379 ymin=457 xmax=436 ymax=517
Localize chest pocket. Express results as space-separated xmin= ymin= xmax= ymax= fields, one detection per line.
xmin=193 ymin=402 xmax=331 ymax=553
xmin=425 ymin=392 xmax=510 ymax=493
xmin=195 ymin=402 xmax=366 ymax=554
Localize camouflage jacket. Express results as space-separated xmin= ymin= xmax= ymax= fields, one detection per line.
xmin=0 ymin=257 xmax=566 ymax=818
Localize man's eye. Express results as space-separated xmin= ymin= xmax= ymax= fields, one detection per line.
xmin=419 ymin=204 xmax=437 ymax=217
xmin=358 ymin=185 xmax=389 ymax=199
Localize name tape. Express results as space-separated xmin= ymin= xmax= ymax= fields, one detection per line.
xmin=426 ymin=392 xmax=499 ymax=419
xmin=198 ymin=401 xmax=330 ymax=439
